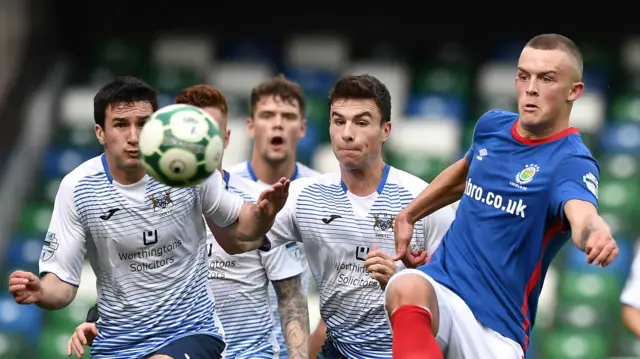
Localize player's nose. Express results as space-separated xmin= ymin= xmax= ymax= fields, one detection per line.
xmin=526 ymin=81 xmax=539 ymax=96
xmin=271 ymin=114 xmax=284 ymax=129
xmin=128 ymin=126 xmax=140 ymax=144
xmin=341 ymin=123 xmax=355 ymax=142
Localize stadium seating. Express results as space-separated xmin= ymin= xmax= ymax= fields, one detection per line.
xmin=1 ymin=33 xmax=639 ymax=359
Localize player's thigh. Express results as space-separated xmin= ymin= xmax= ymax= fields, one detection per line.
xmin=385 ymin=268 xmax=441 ymax=333
xmin=147 ymin=334 xmax=226 ymax=359
xmin=437 ymin=286 xmax=523 ymax=359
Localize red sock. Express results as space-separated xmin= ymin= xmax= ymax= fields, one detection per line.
xmin=390 ymin=305 xmax=443 ymax=359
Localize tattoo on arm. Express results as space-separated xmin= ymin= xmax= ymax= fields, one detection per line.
xmin=273 ymin=276 xmax=310 ymax=359
xmin=580 ymin=225 xmax=595 ymax=251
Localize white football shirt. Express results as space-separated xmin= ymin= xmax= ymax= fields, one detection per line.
xmin=39 ymin=154 xmax=244 ymax=359
xmin=227 ymin=160 xmax=320 ymax=358
xmin=265 ymin=165 xmax=455 ymax=359
xmin=621 ymin=245 xmax=640 ymax=309
xmin=207 ymin=171 xmax=303 ymax=358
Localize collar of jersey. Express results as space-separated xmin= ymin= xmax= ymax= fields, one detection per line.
xmin=340 ymin=163 xmax=390 ymax=195
xmin=101 ymin=154 xmax=113 ymax=183
xmin=247 ymin=160 xmax=299 ymax=182
xmin=223 ymin=170 xmax=230 ymax=189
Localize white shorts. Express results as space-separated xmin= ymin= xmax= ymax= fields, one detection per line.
xmin=386 ymin=269 xmax=524 ymax=359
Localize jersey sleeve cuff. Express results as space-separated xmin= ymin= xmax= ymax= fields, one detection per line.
xmin=40 ymin=270 xmax=80 ymax=287
xmin=258 ymin=236 xmax=272 ymax=252
xmin=621 ymin=291 xmax=640 ymax=310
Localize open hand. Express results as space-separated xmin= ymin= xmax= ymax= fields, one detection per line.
xmin=257 ymin=177 xmax=290 ymax=217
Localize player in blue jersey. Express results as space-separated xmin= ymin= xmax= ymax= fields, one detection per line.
xmin=385 ymin=34 xmax=620 ymax=359
xmin=8 ymin=77 xmax=289 ymax=359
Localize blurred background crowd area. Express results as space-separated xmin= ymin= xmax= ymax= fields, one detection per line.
xmin=0 ymin=2 xmax=639 ymax=358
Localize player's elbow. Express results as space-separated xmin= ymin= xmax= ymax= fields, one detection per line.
xmin=38 ymin=273 xmax=78 ymax=310
xmin=621 ymin=304 xmax=640 ymax=336
xmin=216 ymin=238 xmax=255 ymax=255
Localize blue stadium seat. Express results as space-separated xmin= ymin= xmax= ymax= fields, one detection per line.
xmin=219 ymin=40 xmax=280 ymax=66
xmin=404 ymin=94 xmax=465 ymax=121
xmin=599 ymin=123 xmax=640 ymax=154
xmin=2 ymin=238 xmax=42 ymax=272
xmin=490 ymin=41 xmax=525 ymax=61
xmin=564 ymin=239 xmax=635 ymax=278
xmin=582 ymin=68 xmax=609 ymax=93
xmin=41 ymin=147 xmax=99 ymax=179
xmin=0 ymin=295 xmax=42 ymax=337
xmin=284 ymin=67 xmax=337 ymax=95
xmin=158 ymin=92 xmax=176 ymax=108
xmin=296 ymin=121 xmax=322 ymax=163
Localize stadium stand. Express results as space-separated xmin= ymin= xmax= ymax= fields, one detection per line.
xmin=1 ymin=31 xmax=639 ymax=359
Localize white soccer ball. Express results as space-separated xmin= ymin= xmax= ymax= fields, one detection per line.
xmin=139 ymin=104 xmax=224 ymax=187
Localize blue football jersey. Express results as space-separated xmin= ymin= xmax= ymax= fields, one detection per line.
xmin=422 ymin=109 xmax=600 ymax=350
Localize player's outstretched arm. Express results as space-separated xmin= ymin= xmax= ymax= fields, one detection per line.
xmin=394 ymin=157 xmax=468 ymax=263
xmin=8 ymin=271 xmax=77 ymax=310
xmin=564 ymin=200 xmax=618 ymax=267
xmin=401 ymin=157 xmax=468 ymax=225
xmin=202 ymin=172 xmax=290 ymax=253
xmin=272 ymin=275 xmax=310 ymax=359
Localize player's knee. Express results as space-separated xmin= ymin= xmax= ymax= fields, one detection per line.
xmin=386 ymin=272 xmax=436 ymax=311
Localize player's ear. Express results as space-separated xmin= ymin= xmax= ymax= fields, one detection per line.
xmin=95 ymin=124 xmax=105 ymax=145
xmin=299 ymin=118 xmax=307 ymax=139
xmin=568 ymin=81 xmax=585 ymax=102
xmin=380 ymin=121 xmax=391 ymax=142
xmin=246 ymin=117 xmax=255 ymax=139
xmin=224 ymin=129 xmax=231 ymax=149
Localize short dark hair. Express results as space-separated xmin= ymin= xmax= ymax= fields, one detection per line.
xmin=93 ymin=76 xmax=159 ymax=128
xmin=175 ymin=84 xmax=228 ymax=115
xmin=525 ymin=34 xmax=583 ymax=79
xmin=250 ymin=75 xmax=306 ymax=117
xmin=328 ymin=74 xmax=391 ymax=124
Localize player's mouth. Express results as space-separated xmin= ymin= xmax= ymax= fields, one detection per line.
xmin=270 ymin=136 xmax=285 ymax=148
xmin=125 ymin=150 xmax=140 ymax=158
xmin=523 ymin=104 xmax=538 ymax=112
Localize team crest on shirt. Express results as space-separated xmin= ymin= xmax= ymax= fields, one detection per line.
xmin=40 ymin=231 xmax=59 ymax=262
xmin=373 ymin=213 xmax=395 ymax=238
xmin=510 ymin=164 xmax=539 ymax=190
xmin=150 ymin=190 xmax=174 ymax=217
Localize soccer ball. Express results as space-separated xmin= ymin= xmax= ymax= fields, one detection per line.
xmin=139 ymin=104 xmax=224 ymax=187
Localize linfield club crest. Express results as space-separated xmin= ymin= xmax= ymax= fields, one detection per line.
xmin=151 ymin=190 xmax=174 ymax=215
xmin=515 ymin=164 xmax=540 ymax=185
xmin=373 ymin=213 xmax=395 ymax=237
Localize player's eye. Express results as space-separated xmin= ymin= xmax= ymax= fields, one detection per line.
xmin=542 ymin=76 xmax=553 ymax=82
xmin=518 ymin=74 xmax=529 ymax=81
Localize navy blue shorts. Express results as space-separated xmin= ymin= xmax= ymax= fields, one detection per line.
xmin=147 ymin=334 xmax=226 ymax=359
xmin=317 ymin=339 xmax=348 ymax=359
